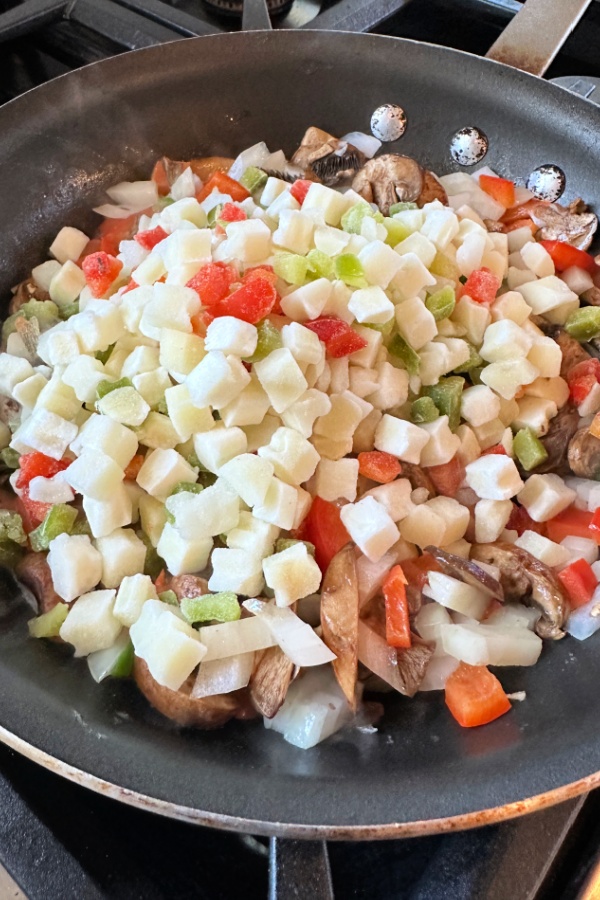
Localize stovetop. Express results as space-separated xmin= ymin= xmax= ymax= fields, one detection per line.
xmin=3 ymin=0 xmax=600 ymax=898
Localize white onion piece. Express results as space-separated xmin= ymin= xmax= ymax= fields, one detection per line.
xmin=228 ymin=142 xmax=272 ymax=181
xmin=438 ymin=173 xmax=478 ymax=196
xmin=198 ymin=616 xmax=276 ymax=661
xmin=199 ymin=189 xmax=235 ymax=214
xmin=424 ymin=571 xmax=490 ymax=620
xmin=559 ymin=536 xmax=599 ymax=566
xmin=357 ymin=620 xmax=410 ymax=694
xmin=93 ymin=203 xmax=138 ymax=219
xmin=87 ymin=629 xmax=130 ymax=683
xmin=340 ymin=131 xmax=381 ymax=159
xmin=170 ymin=167 xmax=198 ymax=201
xmin=356 ymin=543 xmax=411 ymax=609
xmin=414 ymin=602 xmax=452 ymax=650
xmin=191 ymin=651 xmax=255 ymax=699
xmin=485 ymin=604 xmax=540 ymax=631
xmin=418 ymin=654 xmax=459 ymax=692
xmin=471 ymin=165 xmax=501 ymax=184
xmin=243 ymin=599 xmax=335 ymax=667
xmin=514 ymin=185 xmax=534 ymax=204
xmin=566 ymin=594 xmax=600 ymax=640
xmin=440 ymin=621 xmax=542 ymax=666
xmin=561 ymin=266 xmax=595 ymax=295
xmin=106 ymin=179 xmax=158 ymax=211
xmin=264 ymin=665 xmax=353 ymax=749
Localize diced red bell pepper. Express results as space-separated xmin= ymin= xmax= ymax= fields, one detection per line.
xmin=219 ymin=202 xmax=247 ymax=223
xmin=186 ymin=262 xmax=238 ymax=307
xmin=426 ymin=455 xmax=466 ymax=496
xmin=445 ymin=662 xmax=511 ymax=728
xmin=82 ymin=251 xmax=123 ymax=298
xmin=294 ymin=496 xmax=350 ymax=573
xmin=122 ymin=278 xmax=139 ymax=295
xmin=507 ymin=503 xmax=546 ymax=537
xmin=547 ymin=506 xmax=600 ymax=546
xmin=383 ymin=564 xmax=411 ymax=649
xmin=290 ymin=179 xmax=313 ymax=205
xmin=195 ymin=171 xmax=250 ymax=204
xmin=212 ymin=277 xmax=278 ymax=324
xmin=590 ymin=508 xmax=600 ymax=534
xmin=539 ymin=240 xmax=596 ymax=274
xmin=135 ymin=225 xmax=169 ymax=251
xmin=243 ymin=264 xmax=278 ymax=286
xmin=97 ymin=214 xmax=138 ymax=256
xmin=124 ymin=454 xmax=146 ymax=481
xmin=459 ymin=267 xmax=501 ymax=305
xmin=358 ymin=451 xmax=402 ymax=484
xmin=401 ymin=552 xmax=442 ymax=591
xmin=480 ymin=444 xmax=508 ymax=456
xmin=305 ymin=316 xmax=368 ymax=358
xmin=19 ymin=490 xmax=52 ymax=531
xmin=567 ymin=358 xmax=600 ymax=406
xmin=151 ymin=159 xmax=172 ymax=196
xmin=479 ymin=174 xmax=515 ymax=208
xmin=16 ymin=452 xmax=71 ymax=489
xmin=558 ymin=558 xmax=598 ymax=608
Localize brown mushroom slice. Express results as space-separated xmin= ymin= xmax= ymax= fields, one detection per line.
xmin=133 ymin=657 xmax=247 ymax=728
xmin=531 ymin=317 xmax=591 ymax=379
xmin=416 ymin=170 xmax=448 ymax=208
xmin=400 ymin=462 xmax=436 ymax=496
xmin=470 ymin=541 xmax=569 ymax=640
xmin=357 ymin=618 xmax=433 ymax=697
xmin=352 ymin=154 xmax=424 ymax=215
xmin=528 ymin=404 xmax=580 ymax=476
xmin=424 ymin=546 xmax=504 ymax=601
xmin=249 ymin=645 xmax=294 ymax=719
xmin=291 ymin=126 xmax=365 ymax=186
xmin=155 ymin=572 xmax=209 ymax=600
xmin=320 ymin=544 xmax=359 ymax=709
xmin=9 ymin=278 xmax=50 ymax=315
xmin=16 ymin=552 xmax=62 ymax=614
xmin=568 ymin=426 xmax=600 ymax=479
xmin=531 ymin=200 xmax=598 ymax=251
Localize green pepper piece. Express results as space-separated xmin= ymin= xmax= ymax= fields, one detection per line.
xmin=411 ymin=396 xmax=440 ymax=424
xmin=246 ymin=319 xmax=283 ymax=362
xmin=157 ymin=196 xmax=175 ymax=209
xmin=29 ymin=504 xmax=78 ymax=553
xmin=170 ymin=481 xmax=204 ymax=496
xmin=58 ymin=300 xmax=80 ymax=321
xmin=363 ymin=319 xmax=395 ymax=335
xmin=340 ymin=203 xmax=382 ymax=235
xmin=0 ymin=448 xmax=20 ymax=470
xmin=306 ymin=249 xmax=335 ymax=281
xmin=424 ymin=376 xmax=465 ymax=430
xmin=0 ymin=510 xmax=27 ymax=546
xmin=425 ymin=285 xmax=456 ymax=321
xmin=180 ymin=592 xmax=241 ymax=624
xmin=275 ymin=538 xmax=316 ymax=557
xmin=70 ymin=515 xmax=92 ymax=536
xmin=565 ymin=306 xmax=600 ymax=342
xmin=96 ymin=377 xmax=132 ymax=400
xmin=95 ymin=343 xmax=115 ymax=365
xmin=240 ymin=166 xmax=268 ymax=193
xmin=207 ymin=204 xmax=223 ymax=226
xmin=388 ymin=201 xmax=419 ymax=215
xmin=513 ymin=427 xmax=549 ymax=472
xmin=453 ymin=343 xmax=483 ymax=374
xmin=388 ymin=334 xmax=420 ymax=376
xmin=20 ymin=298 xmax=60 ymax=326
xmin=28 ymin=602 xmax=69 ymax=639
xmin=334 ymin=254 xmax=368 ymax=288
xmin=273 ymin=252 xmax=310 ymax=285
xmin=159 ymin=590 xmax=178 ymax=606
xmin=382 ymin=217 xmax=413 ymax=248
xmin=110 ymin=640 xmax=135 ymax=678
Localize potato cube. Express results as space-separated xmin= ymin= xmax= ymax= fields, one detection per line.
xmin=47 ymin=533 xmax=103 ymax=603
xmin=139 ymin=283 xmax=200 ymax=341
xmin=136 ymin=448 xmax=197 ymax=501
xmin=281 ymin=322 xmax=324 ymax=367
xmin=165 ymin=383 xmax=214 ymax=442
xmin=258 ymin=427 xmax=320 ymax=486
xmin=262 ymin=543 xmax=322 ymax=606
xmin=358 ymin=240 xmax=403 ymax=288
xmin=518 ymin=275 xmax=578 ymax=316
xmin=96 ymin=386 xmax=150 ymax=427
xmin=490 ymin=290 xmax=532 ymax=326
xmin=281 ymin=389 xmax=331 ymax=439
xmin=157 ymin=522 xmax=213 ymax=577
xmin=395 ymin=296 xmax=437 ymax=351
xmin=363 ymin=479 xmax=413 ymax=522
xmin=208 ymin=548 xmax=264 ymax=597
xmin=72 ymin=413 xmax=138 ymax=469
xmin=474 ymin=499 xmax=513 ymax=542
xmin=465 ymin=455 xmax=524 ymax=500
xmin=49 ymin=261 xmax=87 ymax=306
xmin=62 ymin=356 xmax=107 ymax=403
xmin=132 ymin=367 xmax=172 ymax=408
xmin=218 ymin=375 xmax=271 ymax=428
xmin=83 ymin=484 xmax=133 ymax=538
xmin=426 ymin=496 xmax=470 ymax=545
xmin=527 ymin=336 xmax=562 ymax=379
xmin=374 ymin=414 xmax=430 ymax=464
xmin=94 ymin=528 xmax=147 ymax=589
xmin=59 ymin=590 xmax=121 ymax=657
xmin=451 ymin=296 xmax=491 ymax=345
xmin=254 ymin=348 xmax=308 ymax=414
xmin=0 ymin=353 xmax=34 ymax=396
xmin=204 ymin=316 xmax=258 ymax=358
xmin=340 ymin=496 xmax=399 ymax=562
xmin=186 ymin=350 xmax=251 ymax=410
xmin=401 ymin=507 xmax=448 ymax=553
xmin=349 ymin=325 xmax=382 ymax=368
xmin=514 ymin=530 xmax=572 ymax=567
xmin=50 ymin=226 xmax=89 ymax=264
xmin=219 ymin=453 xmax=275 ymax=506
xmin=480 ymin=358 xmax=539 ymax=400
xmin=159 ymin=329 xmax=206 ymax=382
xmin=130 ymin=599 xmax=206 ymax=691
xmin=35 ymin=372 xmax=80 ymax=420
xmin=348 ymin=286 xmax=394 ymax=325
xmin=395 ymin=232 xmax=437 ymax=267
xmin=10 ymin=408 xmax=78 ymax=460
xmin=280 ymin=278 xmax=332 ymax=322
xmin=517 ymin=473 xmax=577 ymax=522
xmin=114 ymin=574 xmax=158 ymax=627
xmin=480 ymin=320 xmax=532 ymax=362
xmin=419 ymin=416 xmax=461 ymax=467
xmin=193 ymin=425 xmax=247 ymax=473
xmin=139 ymin=493 xmax=168 ymax=548
xmin=166 ymin=479 xmax=240 ymax=539
xmin=227 ymin=511 xmax=279 ymax=558
xmin=314 ymin=457 xmax=359 ymax=502
xmin=389 ymin=252 xmax=436 ymax=300
xmin=460 ymin=385 xmax=501 ymax=428
xmin=272 ymin=211 xmax=314 ymax=255
xmin=513 ymin=396 xmax=558 ymax=436
xmin=120 ymin=345 xmax=160 ymax=379
xmin=253 ymin=477 xmax=298 ymax=530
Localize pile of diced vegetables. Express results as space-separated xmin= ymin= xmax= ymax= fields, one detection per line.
xmin=4 ymin=130 xmax=600 ymax=749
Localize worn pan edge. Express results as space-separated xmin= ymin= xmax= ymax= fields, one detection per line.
xmin=1 ymin=723 xmax=598 ymax=840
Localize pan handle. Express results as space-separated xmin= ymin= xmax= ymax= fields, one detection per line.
xmin=485 ymin=0 xmax=592 ymax=77
xmin=269 ymin=837 xmax=334 ymax=900
xmin=242 ymin=0 xmax=273 ymax=31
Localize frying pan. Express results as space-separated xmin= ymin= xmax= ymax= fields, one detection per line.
xmin=0 ymin=0 xmax=599 ymax=887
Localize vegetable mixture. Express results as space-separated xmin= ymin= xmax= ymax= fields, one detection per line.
xmin=4 ymin=125 xmax=600 ymax=749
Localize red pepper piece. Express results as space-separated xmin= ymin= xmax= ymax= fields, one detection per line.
xmin=539 ymin=240 xmax=596 ymax=273
xmin=196 ymin=171 xmax=250 ymax=204
xmin=479 ymin=174 xmax=515 ymax=208
xmin=219 ymin=202 xmax=247 ymax=223
xmin=290 ymin=179 xmax=313 ymax=205
xmin=558 ymin=558 xmax=598 ymax=608
xmin=383 ymin=564 xmax=411 ymax=649
xmin=212 ymin=278 xmax=278 ymax=324
xmin=294 ymin=496 xmax=350 ymax=573
xmin=135 ymin=225 xmax=169 ymax=250
xmin=358 ymin=451 xmax=402 ymax=484
xmin=459 ymin=267 xmax=501 ymax=304
xmin=186 ymin=262 xmax=238 ymax=307
xmin=82 ymin=251 xmax=123 ymax=298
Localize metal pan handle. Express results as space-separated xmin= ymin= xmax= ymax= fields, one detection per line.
xmin=486 ymin=0 xmax=592 ymax=77
xmin=269 ymin=837 xmax=334 ymax=900
xmin=242 ymin=0 xmax=273 ymax=31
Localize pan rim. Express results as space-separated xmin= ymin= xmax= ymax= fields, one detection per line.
xmin=1 ymin=723 xmax=598 ymax=839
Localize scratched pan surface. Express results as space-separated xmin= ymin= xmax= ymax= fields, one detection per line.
xmin=0 ymin=31 xmax=600 ymax=838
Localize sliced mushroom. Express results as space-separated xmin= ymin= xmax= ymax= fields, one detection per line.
xmin=154 ymin=572 xmax=209 ymax=600
xmin=133 ymin=657 xmax=250 ymax=728
xmin=0 ymin=395 xmax=20 ymax=430
xmin=582 ymin=286 xmax=600 ymax=309
xmin=532 ymin=404 xmax=580 ymax=476
xmin=352 ymin=154 xmax=424 ymax=215
xmin=291 ymin=126 xmax=365 ymax=186
xmin=400 ymin=463 xmax=436 ymax=496
xmin=249 ymin=645 xmax=294 ymax=719
xmin=9 ymin=278 xmax=50 ymax=315
xmin=531 ymin=199 xmax=597 ymax=251
xmin=417 ymin=170 xmax=448 ymax=208
xmin=568 ymin=426 xmax=600 ymax=479
xmin=483 ymin=218 xmax=505 ymax=233
xmin=357 ymin=618 xmax=433 ymax=697
xmin=470 ymin=541 xmax=569 ymax=640
xmin=320 ymin=544 xmax=359 ymax=709
xmin=16 ymin=552 xmax=62 ymax=614
xmin=424 ymin=546 xmax=504 ymax=601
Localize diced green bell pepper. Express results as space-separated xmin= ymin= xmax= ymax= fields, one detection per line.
xmin=170 ymin=481 xmax=204 ymax=496
xmin=240 ymin=166 xmax=268 ymax=193
xmin=513 ymin=427 xmax=549 ymax=471
xmin=96 ymin=377 xmax=132 ymax=400
xmin=28 ymin=602 xmax=69 ymax=638
xmin=388 ymin=201 xmax=418 ymax=215
xmin=96 ymin=344 xmax=115 ymax=365
xmin=382 ymin=217 xmax=412 ymax=248
xmin=565 ymin=306 xmax=600 ymax=342
xmin=275 ymin=538 xmax=316 ymax=557
xmin=273 ymin=252 xmax=310 ymax=285
xmin=246 ymin=319 xmax=283 ymax=362
xmin=159 ymin=590 xmax=178 ymax=606
xmin=180 ymin=592 xmax=241 ymax=624
xmin=306 ymin=249 xmax=335 ymax=281
xmin=340 ymin=203 xmax=383 ymax=235
xmin=335 ymin=254 xmax=368 ymax=288
xmin=388 ymin=334 xmax=420 ymax=376
xmin=0 ymin=448 xmax=20 ymax=470
xmin=424 ymin=376 xmax=465 ymax=430
xmin=29 ymin=504 xmax=78 ymax=553
xmin=58 ymin=300 xmax=80 ymax=321
xmin=411 ymin=396 xmax=440 ymax=424
xmin=0 ymin=510 xmax=26 ymax=545
xmin=207 ymin=204 xmax=223 ymax=226
xmin=426 ymin=285 xmax=456 ymax=321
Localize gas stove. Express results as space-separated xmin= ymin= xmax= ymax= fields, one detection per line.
xmin=3 ymin=1 xmax=600 ymax=898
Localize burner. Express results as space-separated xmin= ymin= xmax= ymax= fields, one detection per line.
xmin=202 ymin=0 xmax=293 ymax=16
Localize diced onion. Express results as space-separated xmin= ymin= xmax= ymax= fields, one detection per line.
xmin=170 ymin=167 xmax=199 ymax=201
xmin=243 ymin=599 xmax=335 ymax=667
xmin=340 ymin=132 xmax=381 ymax=159
xmin=87 ymin=629 xmax=130 ymax=683
xmin=440 ymin=621 xmax=542 ymax=666
xmin=198 ymin=616 xmax=277 ymax=661
xmin=264 ymin=665 xmax=352 ymax=749
xmin=92 ymin=203 xmax=138 ymax=219
xmin=228 ymin=142 xmax=272 ymax=181
xmin=191 ymin=651 xmax=255 ymax=699
xmin=566 ymin=588 xmax=600 ymax=640
xmin=106 ymin=180 xmax=158 ymax=211
xmin=418 ymin=654 xmax=459 ymax=691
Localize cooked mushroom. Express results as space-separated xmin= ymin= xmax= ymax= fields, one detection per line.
xmin=133 ymin=657 xmax=250 ymax=728
xmin=416 ymin=170 xmax=448 ymax=208
xmin=581 ymin=286 xmax=600 ymax=309
xmin=9 ymin=277 xmax=49 ymax=315
xmin=154 ymin=572 xmax=209 ymax=600
xmin=357 ymin=617 xmax=433 ymax=697
xmin=249 ymin=645 xmax=294 ymax=719
xmin=531 ymin=199 xmax=597 ymax=251
xmin=0 ymin=395 xmax=20 ymax=430
xmin=568 ymin=426 xmax=600 ymax=479
xmin=320 ymin=544 xmax=359 ymax=709
xmin=424 ymin=546 xmax=504 ymax=601
xmin=291 ymin=126 xmax=365 ymax=186
xmin=400 ymin=462 xmax=436 ymax=496
xmin=352 ymin=154 xmax=424 ymax=215
xmin=532 ymin=404 xmax=580 ymax=476
xmin=16 ymin=552 xmax=62 ymax=614
xmin=470 ymin=541 xmax=569 ymax=639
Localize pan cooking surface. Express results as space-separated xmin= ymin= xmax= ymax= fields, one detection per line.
xmin=1 ymin=31 xmax=600 ymax=835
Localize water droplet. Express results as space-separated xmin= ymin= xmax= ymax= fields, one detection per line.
xmin=526 ymin=164 xmax=566 ymax=202
xmin=370 ymin=104 xmax=407 ymax=142
xmin=449 ymin=126 xmax=489 ymax=166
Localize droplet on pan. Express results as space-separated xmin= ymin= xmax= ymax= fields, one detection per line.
xmin=449 ymin=126 xmax=489 ymax=166
xmin=526 ymin=164 xmax=566 ymax=202
xmin=370 ymin=104 xmax=407 ymax=142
